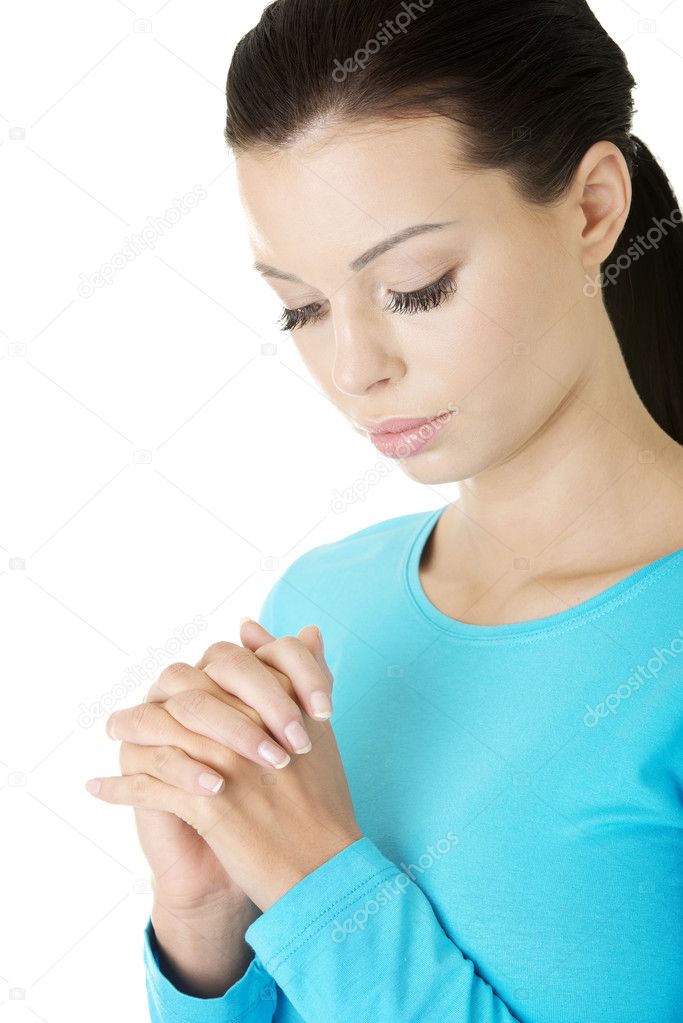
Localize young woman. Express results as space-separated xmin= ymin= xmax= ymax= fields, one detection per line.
xmin=86 ymin=2 xmax=683 ymax=1020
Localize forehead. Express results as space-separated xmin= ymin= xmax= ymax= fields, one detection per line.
xmin=234 ymin=115 xmax=535 ymax=293
xmin=235 ymin=116 xmax=475 ymax=255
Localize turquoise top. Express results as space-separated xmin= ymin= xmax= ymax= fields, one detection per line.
xmin=143 ymin=505 xmax=683 ymax=1021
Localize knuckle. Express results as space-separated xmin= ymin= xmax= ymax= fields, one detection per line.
xmin=227 ymin=713 xmax=253 ymax=745
xmin=237 ymin=700 xmax=266 ymax=728
xmin=203 ymin=641 xmax=244 ymax=666
xmin=157 ymin=661 xmax=192 ymax=688
xmin=131 ymin=702 xmax=153 ymax=732
xmin=131 ymin=774 xmax=150 ymax=799
xmin=152 ymin=745 xmax=174 ymax=772
xmin=179 ymin=688 xmax=210 ymax=717
xmin=275 ymin=635 xmax=302 ymax=655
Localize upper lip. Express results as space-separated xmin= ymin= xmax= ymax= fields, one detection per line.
xmin=359 ymin=412 xmax=452 ymax=435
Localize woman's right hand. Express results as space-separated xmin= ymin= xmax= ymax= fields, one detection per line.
xmin=116 ymin=621 xmax=333 ymax=912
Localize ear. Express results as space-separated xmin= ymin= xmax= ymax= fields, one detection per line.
xmin=573 ymin=141 xmax=632 ymax=274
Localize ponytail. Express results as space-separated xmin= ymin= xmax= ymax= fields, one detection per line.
xmin=603 ymin=137 xmax=683 ymax=443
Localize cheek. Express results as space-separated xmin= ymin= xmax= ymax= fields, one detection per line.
xmin=427 ymin=261 xmax=579 ymax=435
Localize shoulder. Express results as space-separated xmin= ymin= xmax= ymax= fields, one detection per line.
xmin=304 ymin=508 xmax=434 ymax=559
xmin=288 ymin=507 xmax=437 ymax=578
xmin=257 ymin=507 xmax=438 ymax=634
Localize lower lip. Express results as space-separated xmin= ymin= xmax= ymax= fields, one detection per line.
xmin=369 ymin=412 xmax=453 ymax=458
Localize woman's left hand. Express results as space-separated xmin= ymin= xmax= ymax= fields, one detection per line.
xmin=86 ymin=628 xmax=364 ymax=913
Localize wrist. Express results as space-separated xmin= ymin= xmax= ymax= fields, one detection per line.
xmin=150 ymin=897 xmax=260 ymax=998
xmin=257 ymin=829 xmax=364 ymax=913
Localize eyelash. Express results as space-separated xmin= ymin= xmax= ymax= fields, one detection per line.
xmin=276 ymin=270 xmax=458 ymax=332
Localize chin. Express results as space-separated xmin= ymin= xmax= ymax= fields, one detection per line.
xmin=397 ymin=452 xmax=465 ymax=486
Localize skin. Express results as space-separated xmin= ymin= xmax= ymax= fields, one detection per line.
xmin=97 ymin=626 xmax=354 ymax=911
xmin=238 ymin=114 xmax=683 ymax=624
xmin=86 ymin=114 xmax=683 ymax=994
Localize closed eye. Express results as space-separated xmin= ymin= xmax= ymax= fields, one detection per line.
xmin=276 ymin=269 xmax=458 ymax=332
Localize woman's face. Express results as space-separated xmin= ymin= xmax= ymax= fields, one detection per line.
xmin=235 ymin=115 xmax=597 ymax=485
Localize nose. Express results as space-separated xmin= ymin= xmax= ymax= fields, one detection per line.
xmin=331 ymin=311 xmax=405 ymax=397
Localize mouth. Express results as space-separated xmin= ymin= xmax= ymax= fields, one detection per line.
xmin=357 ymin=410 xmax=454 ymax=459
xmin=358 ymin=411 xmax=453 ymax=436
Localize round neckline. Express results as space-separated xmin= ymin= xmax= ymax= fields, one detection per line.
xmin=404 ymin=504 xmax=683 ymax=641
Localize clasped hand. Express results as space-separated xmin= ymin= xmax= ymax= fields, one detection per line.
xmin=85 ymin=619 xmax=363 ymax=913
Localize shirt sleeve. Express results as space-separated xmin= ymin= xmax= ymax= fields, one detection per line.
xmin=143 ymin=916 xmax=277 ymax=1022
xmin=243 ymin=836 xmax=523 ymax=1023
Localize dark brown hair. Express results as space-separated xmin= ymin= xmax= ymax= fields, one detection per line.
xmin=224 ymin=0 xmax=683 ymax=443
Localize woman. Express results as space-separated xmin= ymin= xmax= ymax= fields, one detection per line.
xmin=86 ymin=1 xmax=683 ymax=1020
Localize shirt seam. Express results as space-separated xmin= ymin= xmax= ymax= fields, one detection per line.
xmin=259 ymin=862 xmax=399 ymax=968
xmin=403 ymin=512 xmax=683 ymax=645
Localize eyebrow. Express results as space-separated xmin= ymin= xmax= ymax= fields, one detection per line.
xmin=253 ymin=220 xmax=458 ymax=283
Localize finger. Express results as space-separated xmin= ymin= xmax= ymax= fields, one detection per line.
xmin=145 ymin=662 xmax=260 ymax=726
xmin=107 ymin=694 xmax=292 ymax=771
xmin=240 ymin=619 xmax=334 ymax=690
xmin=165 ymin=687 xmax=296 ymax=769
xmin=249 ymin=629 xmax=334 ymax=721
xmin=119 ymin=740 xmax=226 ymax=796
xmin=85 ymin=771 xmax=187 ymax=816
xmin=145 ymin=662 xmax=280 ymax=741
xmin=107 ymin=701 xmax=234 ymax=772
xmin=84 ymin=772 xmax=220 ymax=840
xmin=192 ymin=643 xmax=319 ymax=756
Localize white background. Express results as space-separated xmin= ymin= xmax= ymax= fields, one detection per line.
xmin=1 ymin=1 xmax=682 ymax=1018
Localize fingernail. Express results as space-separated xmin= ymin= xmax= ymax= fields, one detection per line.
xmin=239 ymin=616 xmax=253 ymax=626
xmin=85 ymin=779 xmax=101 ymax=795
xmin=284 ymin=720 xmax=313 ymax=754
xmin=258 ymin=740 xmax=291 ymax=769
xmin=310 ymin=690 xmax=332 ymax=719
xmin=198 ymin=772 xmax=224 ymax=793
xmin=105 ymin=715 xmax=118 ymax=739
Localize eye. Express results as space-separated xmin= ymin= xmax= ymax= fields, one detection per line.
xmin=276 ymin=269 xmax=458 ymax=332
xmin=384 ymin=270 xmax=458 ymax=315
xmin=277 ymin=301 xmax=325 ymax=333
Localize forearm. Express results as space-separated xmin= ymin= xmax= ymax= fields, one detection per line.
xmin=150 ymin=896 xmax=261 ymax=998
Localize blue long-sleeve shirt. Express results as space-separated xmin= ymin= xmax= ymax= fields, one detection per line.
xmin=143 ymin=505 xmax=683 ymax=1022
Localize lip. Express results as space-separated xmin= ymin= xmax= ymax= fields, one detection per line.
xmin=360 ymin=412 xmax=452 ymax=436
xmin=361 ymin=410 xmax=454 ymax=459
